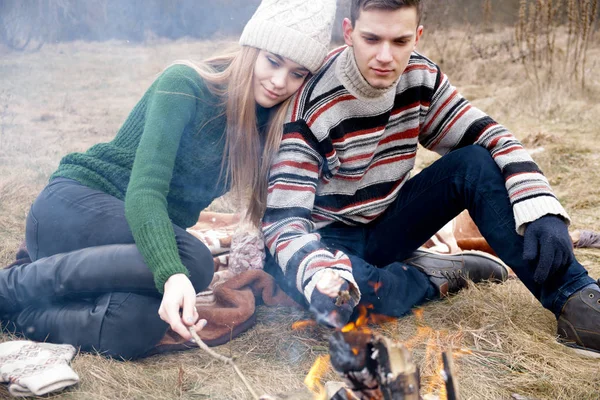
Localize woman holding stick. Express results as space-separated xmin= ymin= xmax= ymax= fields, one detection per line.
xmin=0 ymin=0 xmax=336 ymax=360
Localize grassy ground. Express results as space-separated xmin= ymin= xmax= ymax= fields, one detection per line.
xmin=0 ymin=26 xmax=599 ymax=399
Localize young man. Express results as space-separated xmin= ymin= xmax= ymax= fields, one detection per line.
xmin=263 ymin=0 xmax=600 ymax=355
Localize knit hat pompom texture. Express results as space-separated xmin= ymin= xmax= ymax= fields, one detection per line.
xmin=239 ymin=0 xmax=337 ymax=73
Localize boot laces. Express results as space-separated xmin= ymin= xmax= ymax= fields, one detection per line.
xmin=440 ymin=269 xmax=464 ymax=286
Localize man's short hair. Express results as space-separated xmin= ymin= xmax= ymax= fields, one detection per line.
xmin=349 ymin=0 xmax=423 ymax=26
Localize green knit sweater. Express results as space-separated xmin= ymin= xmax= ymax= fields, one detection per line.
xmin=51 ymin=64 xmax=269 ymax=292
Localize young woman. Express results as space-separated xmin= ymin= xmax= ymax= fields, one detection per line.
xmin=0 ymin=0 xmax=336 ymax=360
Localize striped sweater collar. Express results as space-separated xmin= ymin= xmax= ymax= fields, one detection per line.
xmin=335 ymin=47 xmax=397 ymax=101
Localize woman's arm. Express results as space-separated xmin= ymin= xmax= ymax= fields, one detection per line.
xmin=125 ymin=64 xmax=207 ymax=339
xmin=125 ymin=65 xmax=203 ymax=291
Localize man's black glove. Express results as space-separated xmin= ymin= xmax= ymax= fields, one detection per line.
xmin=523 ymin=215 xmax=574 ymax=284
xmin=310 ymin=280 xmax=356 ymax=328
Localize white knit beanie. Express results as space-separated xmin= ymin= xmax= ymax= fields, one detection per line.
xmin=239 ymin=0 xmax=337 ymax=73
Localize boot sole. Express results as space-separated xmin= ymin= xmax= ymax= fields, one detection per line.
xmin=561 ymin=342 xmax=600 ymax=359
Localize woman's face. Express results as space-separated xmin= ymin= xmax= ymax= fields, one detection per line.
xmin=253 ymin=50 xmax=310 ymax=108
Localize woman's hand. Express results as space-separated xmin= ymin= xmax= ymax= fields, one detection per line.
xmin=159 ymin=273 xmax=204 ymax=340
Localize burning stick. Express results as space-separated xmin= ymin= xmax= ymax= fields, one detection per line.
xmin=441 ymin=352 xmax=458 ymax=400
xmin=327 ymin=328 xmax=421 ymax=400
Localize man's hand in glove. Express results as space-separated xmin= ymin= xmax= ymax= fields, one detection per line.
xmin=309 ymin=269 xmax=356 ymax=328
xmin=523 ymin=214 xmax=574 ymax=284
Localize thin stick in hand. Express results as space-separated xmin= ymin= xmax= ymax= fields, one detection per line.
xmin=188 ymin=321 xmax=260 ymax=400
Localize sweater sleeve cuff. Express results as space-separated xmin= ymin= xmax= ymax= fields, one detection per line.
xmin=303 ymin=268 xmax=361 ymax=306
xmin=134 ymin=219 xmax=190 ymax=292
xmin=153 ymin=264 xmax=190 ymax=294
xmin=513 ymin=196 xmax=571 ymax=235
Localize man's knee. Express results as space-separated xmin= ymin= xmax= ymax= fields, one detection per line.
xmin=450 ymin=145 xmax=494 ymax=167
xmin=445 ymin=145 xmax=504 ymax=186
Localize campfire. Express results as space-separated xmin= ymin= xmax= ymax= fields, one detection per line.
xmin=300 ymin=306 xmax=462 ymax=400
xmin=190 ymin=285 xmax=466 ymax=400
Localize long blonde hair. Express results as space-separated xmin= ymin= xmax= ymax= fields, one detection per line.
xmin=176 ymin=46 xmax=295 ymax=227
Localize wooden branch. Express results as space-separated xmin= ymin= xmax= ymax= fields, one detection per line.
xmin=511 ymin=395 xmax=541 ymax=400
xmin=189 ymin=327 xmax=260 ymax=400
xmin=441 ymin=351 xmax=458 ymax=400
xmin=373 ymin=335 xmax=420 ymax=400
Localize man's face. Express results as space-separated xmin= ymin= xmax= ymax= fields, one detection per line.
xmin=343 ymin=7 xmax=423 ymax=89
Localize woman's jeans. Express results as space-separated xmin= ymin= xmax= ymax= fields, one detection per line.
xmin=0 ymin=178 xmax=214 ymax=360
xmin=266 ymin=145 xmax=595 ymax=319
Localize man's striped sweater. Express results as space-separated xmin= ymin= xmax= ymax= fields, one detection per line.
xmin=262 ymin=46 xmax=569 ymax=304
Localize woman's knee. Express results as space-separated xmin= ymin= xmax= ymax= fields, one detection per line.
xmin=27 ymin=179 xmax=134 ymax=259
xmin=25 ymin=207 xmax=40 ymax=261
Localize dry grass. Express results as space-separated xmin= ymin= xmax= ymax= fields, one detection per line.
xmin=514 ymin=0 xmax=598 ymax=94
xmin=1 ymin=26 xmax=600 ymax=400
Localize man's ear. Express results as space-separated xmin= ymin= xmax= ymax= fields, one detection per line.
xmin=414 ymin=25 xmax=424 ymax=49
xmin=342 ymin=18 xmax=354 ymax=47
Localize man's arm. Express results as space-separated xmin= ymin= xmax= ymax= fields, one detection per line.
xmin=417 ymin=64 xmax=574 ymax=283
xmin=418 ymin=66 xmax=569 ymax=234
xmin=262 ymin=119 xmax=360 ymax=304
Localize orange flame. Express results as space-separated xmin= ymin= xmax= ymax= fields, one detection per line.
xmin=341 ymin=304 xmax=370 ymax=332
xmin=414 ymin=307 xmax=425 ymax=320
xmin=340 ymin=304 xmax=397 ymax=333
xmin=304 ymin=354 xmax=331 ymax=400
xmin=356 ymin=305 xmax=369 ymax=326
xmin=369 ymin=313 xmax=397 ymax=325
xmin=341 ymin=322 xmax=356 ymax=333
xmin=304 ymin=306 xmax=472 ymax=400
xmin=368 ymin=280 xmax=383 ymax=293
xmin=292 ymin=320 xmax=318 ymax=330
xmin=407 ymin=309 xmax=471 ymax=400
xmin=422 ymin=337 xmax=445 ymax=396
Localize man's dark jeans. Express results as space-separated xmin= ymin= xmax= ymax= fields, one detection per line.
xmin=0 ymin=178 xmax=214 ymax=359
xmin=266 ymin=145 xmax=595 ymax=319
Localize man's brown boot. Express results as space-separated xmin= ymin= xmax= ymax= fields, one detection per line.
xmin=404 ymin=249 xmax=509 ymax=297
xmin=557 ymin=281 xmax=600 ymax=358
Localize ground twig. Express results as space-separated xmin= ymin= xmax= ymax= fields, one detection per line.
xmin=188 ymin=325 xmax=260 ymax=400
